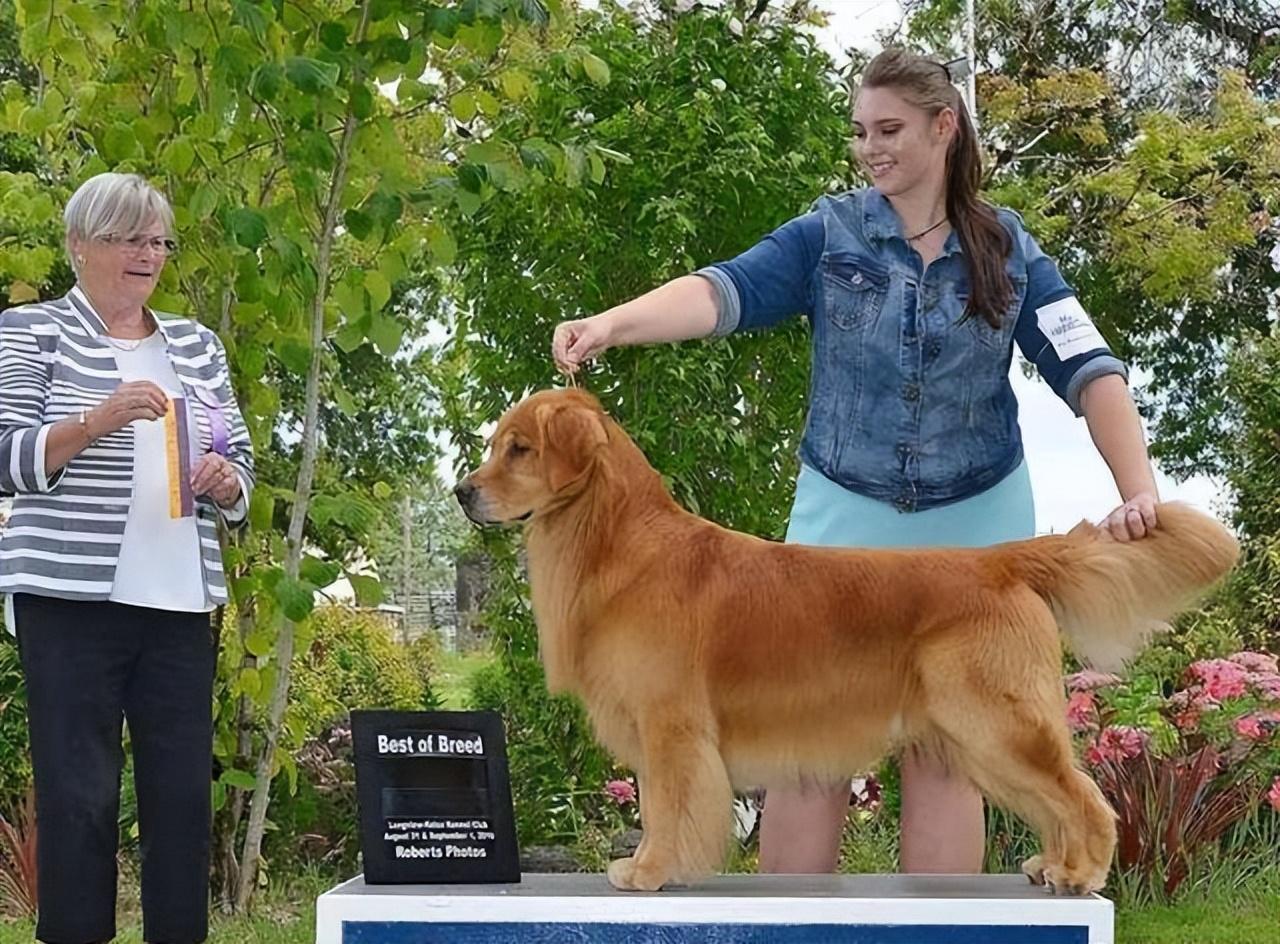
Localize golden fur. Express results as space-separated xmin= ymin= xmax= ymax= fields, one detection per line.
xmin=456 ymin=388 xmax=1240 ymax=894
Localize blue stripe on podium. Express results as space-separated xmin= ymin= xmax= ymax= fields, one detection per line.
xmin=342 ymin=922 xmax=1088 ymax=943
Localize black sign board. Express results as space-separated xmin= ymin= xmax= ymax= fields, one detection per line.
xmin=352 ymin=709 xmax=520 ymax=884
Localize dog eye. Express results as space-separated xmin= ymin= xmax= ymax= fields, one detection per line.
xmin=507 ymin=441 xmax=530 ymax=458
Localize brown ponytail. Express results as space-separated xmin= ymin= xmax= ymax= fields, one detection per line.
xmin=859 ymin=48 xmax=1012 ymax=329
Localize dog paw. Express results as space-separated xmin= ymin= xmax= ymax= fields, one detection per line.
xmin=1042 ymin=863 xmax=1105 ymax=897
xmin=1021 ymin=855 xmax=1047 ymax=886
xmin=607 ymin=856 xmax=668 ymax=892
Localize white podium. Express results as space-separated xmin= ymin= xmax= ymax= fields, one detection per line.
xmin=316 ymin=872 xmax=1113 ymax=943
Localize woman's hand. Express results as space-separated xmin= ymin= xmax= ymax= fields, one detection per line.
xmin=552 ymin=316 xmax=613 ymax=375
xmin=88 ymin=381 xmax=169 ymax=437
xmin=191 ymin=452 xmax=242 ymax=507
xmin=1101 ymin=492 xmax=1158 ymax=542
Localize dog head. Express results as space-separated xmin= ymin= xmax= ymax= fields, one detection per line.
xmin=454 ymin=388 xmax=611 ymax=526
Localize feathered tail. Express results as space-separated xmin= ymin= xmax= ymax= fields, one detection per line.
xmin=1001 ymin=502 xmax=1239 ymax=671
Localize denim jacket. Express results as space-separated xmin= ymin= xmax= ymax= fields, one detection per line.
xmin=698 ymin=187 xmax=1126 ymax=512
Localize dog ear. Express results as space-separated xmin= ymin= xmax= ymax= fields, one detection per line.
xmin=538 ymin=403 xmax=609 ymax=492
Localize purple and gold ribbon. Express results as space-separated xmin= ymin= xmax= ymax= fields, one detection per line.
xmin=165 ymin=396 xmax=194 ymax=518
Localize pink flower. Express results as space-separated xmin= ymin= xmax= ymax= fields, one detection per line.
xmin=1189 ymin=659 xmax=1249 ymax=701
xmin=1064 ymin=670 xmax=1123 ymax=692
xmin=1066 ymin=691 xmax=1098 ymax=733
xmin=1169 ymin=691 xmax=1201 ymax=732
xmin=1173 ymin=709 xmax=1201 ymax=732
xmin=1236 ymin=711 xmax=1280 ymax=741
xmin=1268 ymin=777 xmax=1280 ymax=814
xmin=1250 ymin=674 xmax=1280 ymax=702
xmin=1235 ymin=714 xmax=1267 ymax=740
xmin=1191 ymin=688 xmax=1224 ymax=712
xmin=1229 ymin=651 xmax=1279 ymax=674
xmin=603 ymin=778 xmax=636 ymax=805
xmin=1083 ymin=726 xmax=1149 ymax=766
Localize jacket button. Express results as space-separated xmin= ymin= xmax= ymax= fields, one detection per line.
xmin=903 ymin=384 xmax=920 ymax=402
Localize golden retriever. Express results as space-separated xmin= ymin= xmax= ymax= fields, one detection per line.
xmin=454 ymin=387 xmax=1239 ymax=895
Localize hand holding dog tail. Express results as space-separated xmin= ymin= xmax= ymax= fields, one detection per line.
xmin=1010 ymin=502 xmax=1240 ymax=672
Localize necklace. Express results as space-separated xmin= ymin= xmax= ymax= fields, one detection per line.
xmin=101 ymin=312 xmax=157 ymax=352
xmin=102 ymin=334 xmax=148 ymax=351
xmin=906 ymin=217 xmax=949 ymax=241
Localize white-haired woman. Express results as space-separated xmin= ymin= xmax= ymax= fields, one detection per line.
xmin=0 ymin=172 xmax=253 ymax=943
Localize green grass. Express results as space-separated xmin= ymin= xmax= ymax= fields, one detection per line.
xmin=0 ymin=870 xmax=330 ymax=944
xmin=1119 ymin=883 xmax=1280 ymax=942
xmin=433 ymin=648 xmax=494 ymax=709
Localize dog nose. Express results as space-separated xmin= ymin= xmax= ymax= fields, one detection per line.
xmin=454 ymin=480 xmax=475 ymax=506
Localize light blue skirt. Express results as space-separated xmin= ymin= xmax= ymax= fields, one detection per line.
xmin=785 ymin=462 xmax=1036 ymax=549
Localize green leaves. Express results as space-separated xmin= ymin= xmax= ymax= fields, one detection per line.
xmin=370 ymin=311 xmax=402 ymax=356
xmin=320 ymin=21 xmax=347 ymax=51
xmin=249 ymin=63 xmax=284 ymax=101
xmin=450 ymin=90 xmax=477 ymax=122
xmin=276 ymin=337 xmax=312 ymax=375
xmin=226 ymin=207 xmax=269 ymax=249
xmin=300 ymin=555 xmax=342 ymax=589
xmin=364 ymin=270 xmax=392 ymax=311
xmin=231 ymin=0 xmax=271 ymax=43
xmin=581 ymin=52 xmax=610 ymax=86
xmin=284 ymin=56 xmax=340 ymax=95
xmin=349 ymin=83 xmax=375 ymax=120
xmin=273 ymin=575 xmax=316 ymax=622
xmin=220 ymin=768 xmax=258 ymax=790
xmin=100 ymin=124 xmax=139 ymax=161
xmin=249 ymin=488 xmax=275 ymax=532
xmin=348 ymin=573 xmax=384 ymax=607
xmin=161 ymin=137 xmax=196 ymax=176
xmin=426 ymin=220 xmax=457 ymax=264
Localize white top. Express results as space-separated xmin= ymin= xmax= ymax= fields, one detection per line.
xmin=108 ymin=331 xmax=211 ymax=612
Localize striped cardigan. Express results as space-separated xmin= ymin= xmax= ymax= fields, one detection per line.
xmin=0 ymin=287 xmax=254 ymax=605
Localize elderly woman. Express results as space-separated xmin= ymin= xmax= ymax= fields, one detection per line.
xmin=0 ymin=173 xmax=254 ymax=944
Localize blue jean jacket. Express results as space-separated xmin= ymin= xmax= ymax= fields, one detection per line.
xmin=698 ymin=187 xmax=1126 ymax=511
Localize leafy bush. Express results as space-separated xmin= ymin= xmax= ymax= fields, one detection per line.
xmin=0 ymin=634 xmax=30 ymax=809
xmin=288 ymin=606 xmax=436 ymax=736
xmin=0 ymin=788 xmax=36 ymax=918
xmin=268 ymin=721 xmax=359 ymax=873
xmin=236 ymin=606 xmax=438 ymax=873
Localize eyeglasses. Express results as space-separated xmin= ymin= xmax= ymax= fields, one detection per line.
xmin=97 ymin=234 xmax=179 ymax=256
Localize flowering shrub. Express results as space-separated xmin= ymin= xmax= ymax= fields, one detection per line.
xmin=1065 ymin=651 xmax=1280 ymax=899
xmin=603 ymin=778 xmax=636 ymax=806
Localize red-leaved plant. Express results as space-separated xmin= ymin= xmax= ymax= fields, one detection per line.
xmin=1093 ymin=745 xmax=1255 ymax=898
xmin=1065 ymin=651 xmax=1280 ymax=900
xmin=0 ymin=788 xmax=37 ymax=918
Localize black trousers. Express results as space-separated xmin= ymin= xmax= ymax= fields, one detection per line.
xmin=14 ymin=593 xmax=216 ymax=944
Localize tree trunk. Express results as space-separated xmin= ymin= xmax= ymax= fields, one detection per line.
xmin=215 ymin=599 xmax=257 ymax=909
xmin=231 ymin=1 xmax=374 ymax=912
xmin=401 ymin=492 xmax=412 ymax=644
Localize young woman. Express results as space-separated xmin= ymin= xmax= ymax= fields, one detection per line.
xmin=550 ymin=47 xmax=1158 ymax=876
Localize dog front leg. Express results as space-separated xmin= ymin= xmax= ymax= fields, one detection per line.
xmin=606 ymin=721 xmax=732 ymax=891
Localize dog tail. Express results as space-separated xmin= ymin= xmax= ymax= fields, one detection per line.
xmin=1003 ymin=502 xmax=1239 ymax=671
